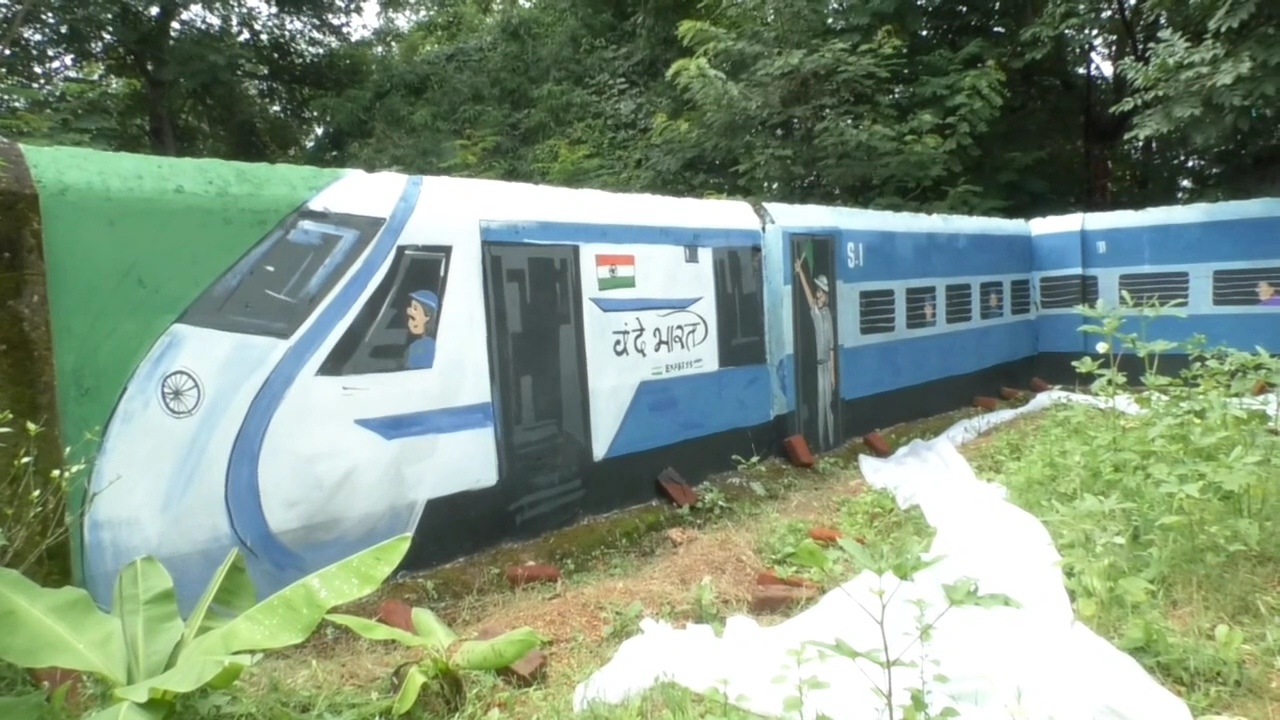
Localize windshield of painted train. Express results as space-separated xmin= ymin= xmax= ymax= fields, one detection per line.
xmin=180 ymin=209 xmax=385 ymax=338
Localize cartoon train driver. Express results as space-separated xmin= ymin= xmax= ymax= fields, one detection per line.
xmin=406 ymin=289 xmax=439 ymax=369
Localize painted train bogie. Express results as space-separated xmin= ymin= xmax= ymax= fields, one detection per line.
xmin=12 ymin=148 xmax=1274 ymax=610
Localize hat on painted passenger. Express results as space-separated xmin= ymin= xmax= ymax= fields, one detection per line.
xmin=814 ymin=275 xmax=829 ymax=293
xmin=409 ymin=289 xmax=439 ymax=312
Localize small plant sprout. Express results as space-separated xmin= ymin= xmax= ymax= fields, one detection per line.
xmin=325 ymin=605 xmax=544 ymax=715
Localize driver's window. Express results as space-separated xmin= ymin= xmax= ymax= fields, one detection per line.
xmin=318 ymin=245 xmax=451 ymax=376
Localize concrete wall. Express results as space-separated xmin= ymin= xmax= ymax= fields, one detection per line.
xmin=1 ymin=141 xmax=1276 ymax=606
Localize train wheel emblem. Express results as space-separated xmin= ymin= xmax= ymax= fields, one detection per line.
xmin=159 ymin=369 xmax=202 ymax=418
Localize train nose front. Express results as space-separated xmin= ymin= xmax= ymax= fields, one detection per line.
xmin=80 ymin=325 xmax=281 ymax=611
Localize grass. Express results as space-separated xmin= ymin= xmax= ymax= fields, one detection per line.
xmin=968 ymin=403 xmax=1280 ymax=720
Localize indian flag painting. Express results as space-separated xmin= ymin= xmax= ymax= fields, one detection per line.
xmin=596 ymin=254 xmax=637 ymax=291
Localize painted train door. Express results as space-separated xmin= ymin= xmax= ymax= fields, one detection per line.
xmin=481 ymin=244 xmax=594 ymax=528
xmin=790 ymin=233 xmax=842 ymax=453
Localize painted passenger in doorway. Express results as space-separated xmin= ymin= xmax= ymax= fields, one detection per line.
xmin=923 ymin=294 xmax=936 ymax=326
xmin=794 ymin=257 xmax=836 ymax=450
xmin=1257 ymin=281 xmax=1280 ymax=307
xmin=406 ymin=289 xmax=439 ymax=369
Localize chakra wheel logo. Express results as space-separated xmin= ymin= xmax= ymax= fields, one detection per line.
xmin=159 ymin=369 xmax=202 ymax=418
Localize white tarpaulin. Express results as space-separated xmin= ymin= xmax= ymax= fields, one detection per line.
xmin=572 ymin=389 xmax=1276 ymax=719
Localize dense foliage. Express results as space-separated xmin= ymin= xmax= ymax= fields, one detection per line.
xmin=3 ymin=0 xmax=1277 ymax=215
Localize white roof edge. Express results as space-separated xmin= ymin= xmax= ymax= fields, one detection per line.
xmin=420 ymin=175 xmax=763 ymax=231
xmin=1080 ymin=197 xmax=1280 ymax=230
xmin=761 ymin=202 xmax=1029 ymax=236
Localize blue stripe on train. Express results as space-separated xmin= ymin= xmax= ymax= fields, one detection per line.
xmin=1039 ymin=313 xmax=1280 ymax=355
xmin=1037 ymin=314 xmax=1091 ymax=354
xmin=776 ymin=320 xmax=1037 ymax=408
xmin=354 ymin=403 xmax=495 ymax=440
xmin=1033 ymin=217 xmax=1280 ymax=271
xmin=1032 ymin=231 xmax=1083 ymax=272
xmin=224 ymin=175 xmax=424 ymax=575
xmin=604 ymin=365 xmax=773 ymax=459
xmin=838 ymin=321 xmax=1037 ymax=398
xmin=590 ymin=297 xmax=701 ymax=312
xmin=1081 ymin=217 xmax=1280 ymax=268
xmin=480 ymin=221 xmax=761 ymax=249
xmin=777 ymin=229 xmax=1031 ymax=286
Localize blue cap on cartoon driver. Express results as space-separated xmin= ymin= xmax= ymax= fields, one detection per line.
xmin=409 ymin=289 xmax=439 ymax=313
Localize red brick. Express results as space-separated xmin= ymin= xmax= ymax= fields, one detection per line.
xmin=862 ymin=432 xmax=892 ymax=458
xmin=1029 ymin=377 xmax=1051 ymax=393
xmin=750 ymin=585 xmax=819 ymax=614
xmin=808 ymin=527 xmax=842 ymax=545
xmin=474 ymin=627 xmax=548 ymax=686
xmin=657 ymin=467 xmax=698 ymax=507
xmin=973 ymin=396 xmax=999 ymax=411
xmin=999 ymin=386 xmax=1025 ymax=401
xmin=374 ymin=598 xmax=415 ymax=633
xmin=504 ymin=563 xmax=562 ymax=588
xmin=755 ymin=570 xmax=819 ymax=590
xmin=782 ymin=435 xmax=815 ymax=467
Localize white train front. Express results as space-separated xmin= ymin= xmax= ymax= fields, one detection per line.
xmin=80 ymin=171 xmax=769 ymax=611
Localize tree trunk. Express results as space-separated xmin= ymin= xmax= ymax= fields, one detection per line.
xmin=146 ymin=76 xmax=179 ymax=156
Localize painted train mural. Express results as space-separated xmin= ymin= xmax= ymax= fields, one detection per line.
xmin=3 ymin=142 xmax=1279 ymax=613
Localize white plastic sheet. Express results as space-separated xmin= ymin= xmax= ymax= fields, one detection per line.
xmin=572 ymin=389 xmax=1280 ymax=720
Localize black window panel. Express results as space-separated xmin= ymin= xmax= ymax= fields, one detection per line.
xmin=713 ymin=247 xmax=767 ymax=367
xmin=1118 ymin=271 xmax=1189 ymax=307
xmin=181 ymin=210 xmax=386 ymax=338
xmin=1039 ymin=274 xmax=1100 ymax=310
xmin=1084 ymin=275 xmax=1100 ymax=306
xmin=979 ymin=280 xmax=1004 ymax=320
xmin=945 ymin=283 xmax=972 ymax=324
xmin=1211 ymin=266 xmax=1280 ymax=306
xmin=1010 ymin=279 xmax=1031 ymax=315
xmin=905 ymin=286 xmax=938 ymax=330
xmin=859 ymin=289 xmax=896 ymax=335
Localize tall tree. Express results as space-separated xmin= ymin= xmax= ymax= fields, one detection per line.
xmin=2 ymin=0 xmax=369 ymax=161
xmin=1117 ymin=0 xmax=1280 ymax=198
xmin=659 ymin=0 xmax=1009 ymax=212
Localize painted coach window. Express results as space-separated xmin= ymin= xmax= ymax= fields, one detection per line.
xmin=979 ymin=281 xmax=1004 ymax=320
xmin=1009 ymin=279 xmax=1031 ymax=315
xmin=714 ymin=247 xmax=767 ymax=367
xmin=1038 ymin=273 xmax=1100 ymax=310
xmin=319 ymin=246 xmax=451 ymax=376
xmin=1211 ymin=267 xmax=1280 ymax=307
xmin=945 ymin=283 xmax=972 ymax=324
xmin=181 ymin=209 xmax=386 ymax=338
xmin=1117 ymin=271 xmax=1189 ymax=308
xmin=905 ymin=286 xmax=937 ymax=329
xmin=859 ymin=289 xmax=896 ymax=335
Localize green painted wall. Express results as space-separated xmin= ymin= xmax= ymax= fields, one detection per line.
xmin=21 ymin=145 xmax=349 ymax=578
